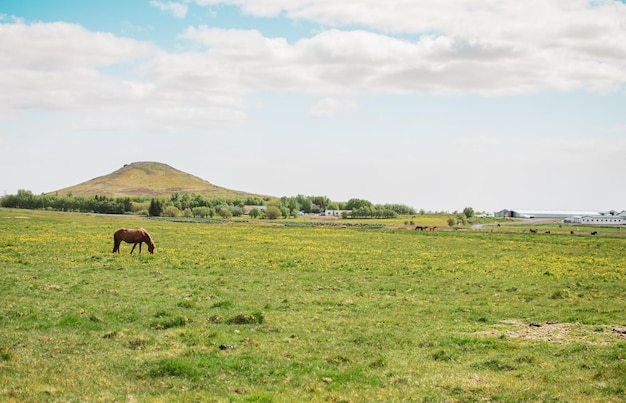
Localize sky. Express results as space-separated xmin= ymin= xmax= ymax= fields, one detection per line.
xmin=1 ymin=0 xmax=625 ymax=213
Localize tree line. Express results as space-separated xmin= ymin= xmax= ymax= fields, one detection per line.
xmin=1 ymin=190 xmax=133 ymax=215
xmin=1 ymin=190 xmax=416 ymax=219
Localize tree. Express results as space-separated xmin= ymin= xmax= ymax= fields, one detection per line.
xmin=312 ymin=196 xmax=330 ymax=211
xmin=456 ymin=214 xmax=467 ymax=226
xmin=248 ymin=208 xmax=260 ymax=219
xmin=149 ymin=199 xmax=163 ymax=217
xmin=230 ymin=206 xmax=245 ymax=217
xmin=383 ymin=203 xmax=416 ymax=215
xmin=447 ymin=217 xmax=457 ymax=227
xmin=192 ymin=206 xmax=211 ymax=218
xmin=463 ymin=207 xmax=475 ymax=219
xmin=380 ymin=209 xmax=398 ymax=218
xmin=345 ymin=198 xmax=372 ymax=210
xmin=265 ymin=206 xmax=281 ymax=219
xmin=296 ymin=195 xmax=313 ymax=213
xmin=218 ymin=208 xmax=232 ymax=219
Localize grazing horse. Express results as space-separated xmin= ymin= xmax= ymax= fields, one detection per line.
xmin=113 ymin=228 xmax=155 ymax=254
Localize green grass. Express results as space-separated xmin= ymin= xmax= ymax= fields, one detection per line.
xmin=1 ymin=209 xmax=625 ymax=401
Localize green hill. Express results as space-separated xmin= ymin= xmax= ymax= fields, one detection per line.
xmin=49 ymin=161 xmax=267 ymax=199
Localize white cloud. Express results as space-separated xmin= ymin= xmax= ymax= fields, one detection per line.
xmin=0 ymin=14 xmax=23 ymax=23
xmin=150 ymin=1 xmax=188 ymax=18
xmin=171 ymin=21 xmax=626 ymax=96
xmin=195 ymin=0 xmax=626 ymax=41
xmin=188 ymin=1 xmax=626 ymax=95
xmin=0 ymin=21 xmax=156 ymax=70
xmin=307 ymin=97 xmax=358 ymax=118
xmin=0 ymin=22 xmax=157 ymax=118
xmin=2 ymin=3 xmax=626 ymax=132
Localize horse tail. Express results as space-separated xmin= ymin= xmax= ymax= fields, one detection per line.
xmin=113 ymin=230 xmax=121 ymax=253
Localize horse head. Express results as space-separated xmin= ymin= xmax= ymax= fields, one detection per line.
xmin=145 ymin=232 xmax=156 ymax=254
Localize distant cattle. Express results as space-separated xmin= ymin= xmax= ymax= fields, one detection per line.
xmin=529 ymin=229 xmax=538 ymax=234
xmin=415 ymin=226 xmax=426 ymax=231
xmin=591 ymin=231 xmax=598 ymax=235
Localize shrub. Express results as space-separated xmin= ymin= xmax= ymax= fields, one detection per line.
xmin=192 ymin=206 xmax=212 ymax=218
xmin=162 ymin=206 xmax=181 ymax=217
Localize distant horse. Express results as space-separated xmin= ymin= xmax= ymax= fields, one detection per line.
xmin=113 ymin=228 xmax=155 ymax=254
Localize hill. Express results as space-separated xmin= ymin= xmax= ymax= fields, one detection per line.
xmin=49 ymin=161 xmax=267 ymax=199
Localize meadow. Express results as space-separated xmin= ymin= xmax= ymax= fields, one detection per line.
xmin=0 ymin=209 xmax=625 ymax=402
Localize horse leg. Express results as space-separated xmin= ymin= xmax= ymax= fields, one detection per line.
xmin=113 ymin=238 xmax=120 ymax=253
xmin=130 ymin=243 xmax=137 ymax=254
xmin=138 ymin=242 xmax=143 ymax=254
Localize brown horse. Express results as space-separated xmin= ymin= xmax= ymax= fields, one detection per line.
xmin=113 ymin=228 xmax=155 ymax=254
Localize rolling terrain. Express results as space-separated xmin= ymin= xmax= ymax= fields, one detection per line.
xmin=48 ymin=161 xmax=268 ymax=199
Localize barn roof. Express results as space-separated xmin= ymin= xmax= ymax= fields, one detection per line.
xmin=500 ymin=209 xmax=601 ymax=218
xmin=515 ymin=209 xmax=600 ymax=216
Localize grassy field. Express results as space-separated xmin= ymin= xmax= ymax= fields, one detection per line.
xmin=1 ymin=209 xmax=625 ymax=402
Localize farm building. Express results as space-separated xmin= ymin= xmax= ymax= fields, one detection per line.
xmin=323 ymin=209 xmax=351 ymax=217
xmin=565 ymin=210 xmax=626 ymax=225
xmin=496 ymin=209 xmax=600 ymax=219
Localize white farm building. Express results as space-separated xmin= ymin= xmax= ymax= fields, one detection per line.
xmin=496 ymin=209 xmax=600 ymax=219
xmin=565 ymin=211 xmax=626 ymax=226
xmin=497 ymin=209 xmax=626 ymax=226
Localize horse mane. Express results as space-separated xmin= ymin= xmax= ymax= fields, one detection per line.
xmin=146 ymin=232 xmax=155 ymax=246
xmin=139 ymin=228 xmax=154 ymax=244
xmin=141 ymin=228 xmax=156 ymax=249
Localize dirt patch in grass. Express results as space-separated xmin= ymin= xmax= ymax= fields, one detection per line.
xmin=476 ymin=320 xmax=626 ymax=345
